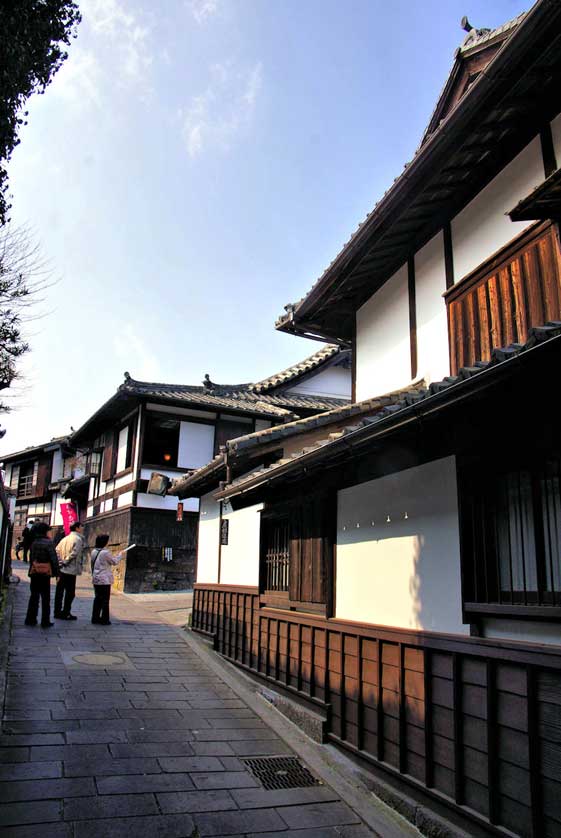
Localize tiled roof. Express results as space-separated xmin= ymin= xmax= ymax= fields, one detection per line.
xmin=118 ymin=375 xmax=348 ymax=417
xmin=251 ymin=345 xmax=348 ymax=393
xmin=1 ymin=435 xmax=71 ymax=463
xmin=169 ymin=378 xmax=423 ymax=498
xmin=459 ymin=13 xmax=525 ymax=54
xmin=217 ymin=322 xmax=561 ymax=500
xmin=274 ymin=9 xmax=533 ymax=339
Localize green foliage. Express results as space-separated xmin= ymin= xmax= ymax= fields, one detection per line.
xmin=0 ymin=0 xmax=82 ymax=224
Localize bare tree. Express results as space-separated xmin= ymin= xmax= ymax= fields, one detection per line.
xmin=0 ymin=225 xmax=51 ymax=415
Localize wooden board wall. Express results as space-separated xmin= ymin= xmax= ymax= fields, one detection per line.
xmin=446 ymin=221 xmax=561 ymax=375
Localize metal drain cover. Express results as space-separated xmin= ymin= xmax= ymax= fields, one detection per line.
xmin=241 ymin=756 xmax=322 ymax=790
xmin=72 ymin=653 xmax=128 ymax=666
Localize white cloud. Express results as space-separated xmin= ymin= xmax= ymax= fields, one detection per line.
xmin=113 ymin=323 xmax=160 ymax=382
xmin=179 ymin=61 xmax=263 ymax=158
xmin=188 ymin=0 xmax=219 ymax=25
xmin=50 ymin=48 xmax=103 ymax=108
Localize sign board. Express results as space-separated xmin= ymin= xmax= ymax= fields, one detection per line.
xmin=60 ymin=501 xmax=78 ymax=535
xmin=176 ymin=502 xmax=184 ymax=522
xmin=220 ymin=518 xmax=229 ymax=546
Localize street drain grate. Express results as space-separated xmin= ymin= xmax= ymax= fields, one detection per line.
xmin=241 ymin=756 xmax=322 ymax=790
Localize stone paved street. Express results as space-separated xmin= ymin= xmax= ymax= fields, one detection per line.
xmin=0 ymin=564 xmax=375 ymax=838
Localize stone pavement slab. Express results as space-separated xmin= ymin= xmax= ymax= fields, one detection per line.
xmin=0 ymin=564 xmax=379 ymax=837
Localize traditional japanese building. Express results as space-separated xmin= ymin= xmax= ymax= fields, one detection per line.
xmin=71 ymin=347 xmax=350 ymax=592
xmin=182 ymin=6 xmax=561 ymax=835
xmin=0 ymin=436 xmax=86 ymax=550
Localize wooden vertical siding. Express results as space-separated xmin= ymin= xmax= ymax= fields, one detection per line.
xmin=193 ymin=584 xmax=561 ymax=838
xmin=446 ymin=221 xmax=561 ymax=375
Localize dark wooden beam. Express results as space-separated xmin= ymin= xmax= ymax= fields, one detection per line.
xmin=408 ymin=254 xmax=418 ymax=380
xmin=443 ymin=223 xmax=454 ymax=290
xmin=540 ymin=122 xmax=558 ymax=178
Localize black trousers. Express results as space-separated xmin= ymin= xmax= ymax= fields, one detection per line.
xmin=25 ymin=576 xmax=51 ymax=626
xmin=92 ymin=585 xmax=111 ymax=624
xmin=54 ymin=573 xmax=76 ymax=617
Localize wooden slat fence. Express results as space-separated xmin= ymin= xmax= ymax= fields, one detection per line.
xmin=193 ymin=584 xmax=561 ymax=837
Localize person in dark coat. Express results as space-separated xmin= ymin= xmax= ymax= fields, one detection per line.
xmin=21 ymin=521 xmax=34 ymax=563
xmin=25 ymin=523 xmax=59 ymax=628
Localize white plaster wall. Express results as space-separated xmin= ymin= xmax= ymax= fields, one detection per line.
xmin=551 ymin=112 xmax=561 ymax=168
xmin=116 ymin=426 xmax=129 ymax=473
xmin=482 ymin=618 xmax=561 ymax=646
xmin=52 ymin=494 xmax=64 ymax=526
xmin=415 ymin=232 xmax=450 ymax=384
xmin=255 ymin=420 xmax=272 ymax=433
xmin=355 ymin=264 xmax=411 ymax=401
xmin=51 ymin=449 xmax=63 ymax=483
xmin=451 ymin=137 xmax=544 ymax=281
xmin=133 ymin=409 xmax=142 ymax=476
xmin=219 ymin=501 xmax=262 ymax=587
xmin=197 ymin=492 xmax=220 ymax=583
xmin=4 ymin=465 xmax=12 ymax=487
xmin=136 ymin=493 xmax=180 ymax=511
xmin=336 ymin=456 xmax=467 ymax=634
xmin=287 ymin=366 xmax=351 ymax=398
xmin=118 ymin=491 xmax=134 ymax=508
xmin=178 ymin=422 xmax=215 ymax=470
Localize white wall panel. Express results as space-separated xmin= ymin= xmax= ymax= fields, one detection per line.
xmin=116 ymin=426 xmax=129 ymax=473
xmin=197 ymin=492 xmax=220 ymax=583
xmin=287 ymin=366 xmax=351 ymax=398
xmin=178 ymin=422 xmax=215 ymax=470
xmin=219 ymin=501 xmax=262 ymax=587
xmin=415 ymin=232 xmax=450 ymax=384
xmin=136 ymin=493 xmax=180 ymax=511
xmin=336 ymin=456 xmax=467 ymax=634
xmin=51 ymin=449 xmax=63 ymax=482
xmin=118 ymin=491 xmax=134 ymax=508
xmin=451 ymin=137 xmax=544 ymax=281
xmin=355 ymin=264 xmax=410 ymax=401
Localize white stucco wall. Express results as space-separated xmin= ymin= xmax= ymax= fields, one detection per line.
xmin=117 ymin=491 xmax=134 ymax=508
xmin=551 ymin=112 xmax=561 ymax=168
xmin=355 ymin=263 xmax=411 ymax=401
xmin=287 ymin=366 xmax=351 ymax=398
xmin=255 ymin=420 xmax=271 ymax=433
xmin=196 ymin=492 xmax=221 ymax=583
xmin=336 ymin=456 xmax=467 ymax=634
xmin=451 ymin=136 xmax=544 ymax=281
xmin=415 ymin=232 xmax=450 ymax=384
xmin=178 ymin=422 xmax=215 ymax=470
xmin=136 ymin=493 xmax=198 ymax=513
xmin=219 ymin=500 xmax=262 ymax=586
xmin=116 ymin=426 xmax=129 ymax=473
xmin=51 ymin=449 xmax=63 ymax=483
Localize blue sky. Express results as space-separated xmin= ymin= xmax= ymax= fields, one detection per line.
xmin=0 ymin=0 xmax=526 ymax=455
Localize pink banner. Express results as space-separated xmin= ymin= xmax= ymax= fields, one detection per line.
xmin=60 ymin=502 xmax=78 ymax=535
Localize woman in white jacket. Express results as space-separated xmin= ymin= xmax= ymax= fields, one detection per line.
xmin=90 ymin=534 xmax=123 ymax=625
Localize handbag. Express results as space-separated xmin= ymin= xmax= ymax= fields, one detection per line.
xmin=30 ymin=561 xmax=52 ymax=576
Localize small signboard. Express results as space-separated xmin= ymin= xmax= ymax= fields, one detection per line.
xmin=176 ymin=502 xmax=184 ymax=522
xmin=220 ymin=518 xmax=229 ymax=545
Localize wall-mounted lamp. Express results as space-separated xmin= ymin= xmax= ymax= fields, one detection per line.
xmin=404 ymin=511 xmax=408 ymax=520
xmin=386 ymin=514 xmax=391 ymax=523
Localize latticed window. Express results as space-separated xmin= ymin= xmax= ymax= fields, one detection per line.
xmin=17 ymin=463 xmax=34 ymax=498
xmin=462 ymin=454 xmax=561 ymax=612
xmin=262 ymin=515 xmax=290 ymax=593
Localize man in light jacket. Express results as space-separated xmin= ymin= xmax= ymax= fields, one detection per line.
xmin=54 ymin=521 xmax=84 ymax=620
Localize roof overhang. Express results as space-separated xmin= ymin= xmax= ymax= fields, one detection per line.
xmin=509 ymin=168 xmax=561 ymax=221
xmin=276 ymin=0 xmax=561 ymax=343
xmin=217 ymin=329 xmax=561 ymax=508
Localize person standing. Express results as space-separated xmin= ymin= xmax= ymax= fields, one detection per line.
xmin=91 ymin=534 xmax=123 ymax=626
xmin=21 ymin=520 xmax=34 ymax=563
xmin=24 ymin=523 xmax=59 ymax=628
xmin=54 ymin=521 xmax=84 ymax=620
